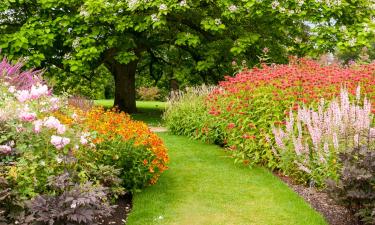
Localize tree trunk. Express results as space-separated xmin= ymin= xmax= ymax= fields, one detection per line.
xmin=111 ymin=60 xmax=138 ymax=113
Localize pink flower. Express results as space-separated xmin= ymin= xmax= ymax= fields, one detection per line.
xmin=8 ymin=86 xmax=15 ymax=93
xmin=0 ymin=145 xmax=11 ymax=154
xmin=51 ymin=135 xmax=70 ymax=149
xmin=19 ymin=111 xmax=37 ymax=122
xmin=16 ymin=90 xmax=31 ymax=102
xmin=44 ymin=116 xmax=61 ymax=129
xmin=80 ymin=136 xmax=88 ymax=145
xmin=57 ymin=124 xmax=66 ymax=134
xmin=33 ymin=120 xmax=43 ymax=133
xmin=30 ymin=84 xmax=49 ymax=99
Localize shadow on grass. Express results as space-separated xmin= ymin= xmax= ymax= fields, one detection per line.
xmin=94 ymin=100 xmax=166 ymax=126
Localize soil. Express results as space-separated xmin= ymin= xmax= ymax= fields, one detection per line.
xmin=100 ymin=192 xmax=133 ymax=225
xmin=275 ymin=172 xmax=360 ymax=225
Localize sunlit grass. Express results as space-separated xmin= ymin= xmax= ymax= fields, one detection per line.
xmin=94 ymin=100 xmax=165 ymax=126
xmin=127 ymin=133 xmax=328 ymax=225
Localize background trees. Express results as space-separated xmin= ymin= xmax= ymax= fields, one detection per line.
xmin=1 ymin=0 xmax=374 ymax=112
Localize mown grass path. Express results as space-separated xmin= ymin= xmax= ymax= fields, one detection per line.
xmin=127 ymin=133 xmax=327 ymax=225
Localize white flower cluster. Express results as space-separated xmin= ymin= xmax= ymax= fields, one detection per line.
xmin=179 ymin=0 xmax=187 ymax=7
xmin=151 ymin=14 xmax=159 ymax=22
xmin=228 ymin=5 xmax=238 ymax=12
xmin=127 ymin=0 xmax=139 ymax=9
xmin=159 ymin=4 xmax=168 ymax=11
xmin=72 ymin=38 xmax=80 ymax=49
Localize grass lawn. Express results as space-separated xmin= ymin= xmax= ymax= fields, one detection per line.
xmin=94 ymin=99 xmax=166 ymax=126
xmin=127 ymin=133 xmax=328 ymax=225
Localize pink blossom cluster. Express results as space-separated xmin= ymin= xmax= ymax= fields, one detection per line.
xmin=50 ymin=135 xmax=70 ymax=149
xmin=33 ymin=116 xmax=66 ymax=134
xmin=272 ymin=87 xmax=374 ymax=175
xmin=15 ymin=84 xmax=49 ymax=102
xmin=19 ymin=111 xmax=37 ymax=122
xmin=80 ymin=132 xmax=90 ymax=145
xmin=0 ymin=145 xmax=12 ymax=154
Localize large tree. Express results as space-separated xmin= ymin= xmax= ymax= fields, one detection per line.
xmin=0 ymin=0 xmax=373 ymax=112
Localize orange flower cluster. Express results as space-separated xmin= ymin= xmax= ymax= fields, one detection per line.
xmin=81 ymin=107 xmax=169 ymax=184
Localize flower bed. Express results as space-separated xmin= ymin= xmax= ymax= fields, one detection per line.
xmin=0 ymin=58 xmax=168 ymax=224
xmin=164 ymin=58 xmax=375 ymax=223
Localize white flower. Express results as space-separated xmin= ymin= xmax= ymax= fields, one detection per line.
xmin=228 ymin=5 xmax=238 ymax=12
xmin=72 ymin=38 xmax=80 ymax=49
xmin=71 ymin=113 xmax=78 ymax=120
xmin=297 ymin=0 xmax=304 ymax=6
xmin=56 ymin=156 xmax=63 ymax=164
xmin=271 ymin=1 xmax=280 ymax=9
xmin=339 ymin=25 xmax=347 ymax=32
xmin=151 ymin=14 xmax=159 ymax=22
xmin=214 ymin=18 xmax=222 ymax=25
xmin=63 ymin=53 xmax=72 ymax=60
xmin=159 ymin=4 xmax=167 ymax=11
xmin=8 ymin=86 xmax=15 ymax=93
xmin=70 ymin=202 xmax=77 ymax=209
xmin=179 ymin=0 xmax=187 ymax=7
xmin=348 ymin=38 xmax=356 ymax=47
xmin=127 ymin=0 xmax=139 ymax=8
xmin=79 ymin=8 xmax=89 ymax=17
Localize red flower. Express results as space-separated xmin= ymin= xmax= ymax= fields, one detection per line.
xmin=227 ymin=123 xmax=236 ymax=129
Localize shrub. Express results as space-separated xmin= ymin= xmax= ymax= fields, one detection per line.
xmin=0 ymin=57 xmax=169 ymax=224
xmin=81 ymin=107 xmax=169 ymax=186
xmin=25 ymin=173 xmax=114 ymax=225
xmin=165 ymin=58 xmax=375 ymax=169
xmin=137 ymin=86 xmax=161 ymax=101
xmin=327 ymin=145 xmax=375 ymax=224
xmin=272 ymin=87 xmax=374 ymax=187
xmin=163 ymin=86 xmax=221 ymax=144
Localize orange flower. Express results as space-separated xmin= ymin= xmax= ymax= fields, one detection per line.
xmin=80 ymin=106 xmax=169 ymax=184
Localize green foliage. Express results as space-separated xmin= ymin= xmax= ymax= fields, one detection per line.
xmin=163 ymin=86 xmax=218 ymax=144
xmin=137 ymin=86 xmax=162 ymax=101
xmin=87 ymin=138 xmax=157 ymax=191
xmin=1 ymin=0 xmax=373 ymax=99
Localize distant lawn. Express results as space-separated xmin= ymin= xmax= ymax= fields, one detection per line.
xmin=94 ymin=100 xmax=165 ymax=126
xmin=127 ymin=133 xmax=328 ymax=225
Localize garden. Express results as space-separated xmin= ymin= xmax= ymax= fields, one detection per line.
xmin=1 ymin=0 xmax=375 ymax=224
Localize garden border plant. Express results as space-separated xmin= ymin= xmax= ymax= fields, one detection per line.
xmin=0 ymin=57 xmax=168 ymax=224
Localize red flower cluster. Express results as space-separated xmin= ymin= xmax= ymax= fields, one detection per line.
xmin=203 ymin=58 xmax=375 ymax=166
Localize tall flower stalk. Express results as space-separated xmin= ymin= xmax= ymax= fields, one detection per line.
xmin=272 ymin=87 xmax=374 ymax=187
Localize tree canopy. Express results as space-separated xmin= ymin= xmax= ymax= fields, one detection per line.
xmin=1 ymin=0 xmax=374 ymax=112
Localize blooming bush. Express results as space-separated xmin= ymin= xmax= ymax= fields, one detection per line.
xmin=165 ymin=58 xmax=375 ymax=168
xmin=0 ymin=57 xmax=168 ymax=224
xmin=272 ymin=87 xmax=374 ymax=187
xmin=137 ymin=86 xmax=161 ymax=101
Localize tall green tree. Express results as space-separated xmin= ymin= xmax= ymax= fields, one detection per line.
xmin=1 ymin=0 xmax=373 ymax=112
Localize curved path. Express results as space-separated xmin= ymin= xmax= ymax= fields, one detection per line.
xmin=127 ymin=133 xmax=327 ymax=225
